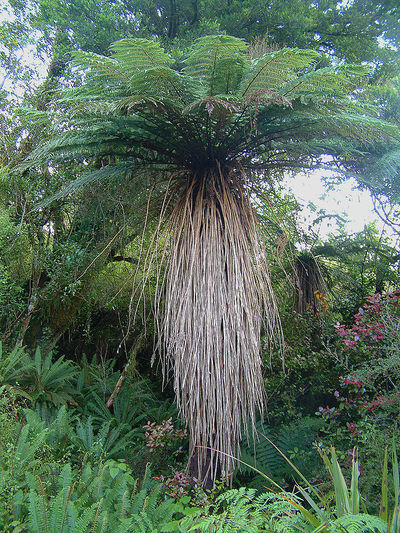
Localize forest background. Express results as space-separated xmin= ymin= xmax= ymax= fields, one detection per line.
xmin=1 ymin=1 xmax=400 ymax=531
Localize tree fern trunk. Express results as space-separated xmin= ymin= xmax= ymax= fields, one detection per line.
xmin=155 ymin=167 xmax=280 ymax=484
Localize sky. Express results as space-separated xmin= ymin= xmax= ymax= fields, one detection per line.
xmin=282 ymin=171 xmax=388 ymax=241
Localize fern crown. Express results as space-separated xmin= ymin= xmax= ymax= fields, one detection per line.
xmin=32 ymin=33 xmax=399 ymax=193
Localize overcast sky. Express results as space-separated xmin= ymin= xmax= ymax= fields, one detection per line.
xmin=283 ymin=171 xmax=386 ymax=240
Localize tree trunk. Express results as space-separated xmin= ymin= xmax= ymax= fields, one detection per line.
xmin=167 ymin=0 xmax=178 ymax=39
xmin=188 ymin=444 xmax=222 ymax=489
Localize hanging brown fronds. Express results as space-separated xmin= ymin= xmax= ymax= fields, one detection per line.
xmin=293 ymin=252 xmax=326 ymax=315
xmin=152 ymin=166 xmax=281 ymax=482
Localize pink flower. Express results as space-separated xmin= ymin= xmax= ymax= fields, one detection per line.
xmin=344 ymin=376 xmax=362 ymax=387
xmin=344 ymin=339 xmax=355 ymax=347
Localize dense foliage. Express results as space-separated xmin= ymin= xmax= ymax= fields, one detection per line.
xmin=1 ymin=0 xmax=400 ymax=530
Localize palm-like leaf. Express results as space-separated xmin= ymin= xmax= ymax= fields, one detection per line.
xmin=184 ymin=35 xmax=247 ymax=96
xmin=110 ymin=38 xmax=173 ymax=71
xmin=19 ymin=348 xmax=79 ymax=406
xmin=25 ymin=36 xmax=400 ymax=484
xmin=239 ymin=47 xmax=320 ymax=96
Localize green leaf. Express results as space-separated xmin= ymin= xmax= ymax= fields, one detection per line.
xmin=380 ymin=447 xmax=389 ymax=523
xmin=240 ymin=48 xmax=320 ymax=97
xmin=185 ymin=35 xmax=247 ymax=96
xmin=110 ymin=38 xmax=173 ymax=72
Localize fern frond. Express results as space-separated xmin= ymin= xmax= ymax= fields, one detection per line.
xmin=72 ymin=51 xmax=127 ymax=83
xmin=131 ymin=68 xmax=195 ymax=104
xmin=36 ymin=163 xmax=139 ymax=208
xmin=69 ymin=504 xmax=97 ymax=533
xmin=13 ymin=424 xmax=49 ymax=478
xmin=110 ymin=38 xmax=173 ymax=72
xmin=240 ymin=48 xmax=320 ymax=97
xmin=49 ymin=489 xmax=70 ymax=532
xmin=58 ymin=464 xmax=73 ymax=495
xmin=185 ymin=35 xmax=247 ymax=96
xmin=0 ymin=341 xmax=30 ymax=386
xmin=282 ymin=64 xmax=370 ymax=100
xmin=333 ymin=513 xmax=388 ymax=532
xmin=28 ymin=490 xmax=48 ymax=533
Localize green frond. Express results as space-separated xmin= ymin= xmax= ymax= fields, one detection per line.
xmin=178 ymin=487 xmax=285 ymax=532
xmin=68 ymin=505 xmax=98 ymax=533
xmin=13 ymin=423 xmax=49 ymax=478
xmin=16 ymin=107 xmax=52 ymax=127
xmin=109 ymin=94 xmax=159 ymax=113
xmin=110 ymin=38 xmax=173 ymax=72
xmin=239 ymin=48 xmax=320 ymax=97
xmin=333 ymin=513 xmax=388 ymax=532
xmin=73 ymin=39 xmax=173 ymax=91
xmin=72 ymin=51 xmax=126 ymax=83
xmin=128 ymin=67 xmax=193 ymax=103
xmin=361 ymin=147 xmax=400 ymax=198
xmin=48 ymin=490 xmax=69 ymax=532
xmin=28 ymin=490 xmax=48 ymax=533
xmin=0 ymin=341 xmax=30 ymax=386
xmin=282 ymin=66 xmax=365 ymax=101
xmin=36 ymin=164 xmax=139 ymax=208
xmin=319 ymin=113 xmax=400 ymax=144
xmin=184 ymin=35 xmax=248 ymax=96
xmin=58 ymin=464 xmax=73 ymax=495
xmin=240 ymin=418 xmax=322 ymax=485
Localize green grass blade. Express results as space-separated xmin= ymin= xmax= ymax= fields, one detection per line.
xmin=325 ymin=448 xmax=350 ymax=517
xmin=296 ymin=485 xmax=329 ymax=523
xmin=350 ymin=448 xmax=360 ymax=514
xmin=391 ymin=441 xmax=399 ymax=532
xmin=380 ymin=447 xmax=388 ymax=523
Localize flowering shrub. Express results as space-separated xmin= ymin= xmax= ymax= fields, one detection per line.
xmin=316 ymin=292 xmax=400 ymax=463
xmin=153 ymin=471 xmax=193 ymax=498
xmin=143 ymin=418 xmax=187 ymax=452
xmin=318 ymin=377 xmax=400 ymax=444
xmin=334 ymin=291 xmax=400 ymax=353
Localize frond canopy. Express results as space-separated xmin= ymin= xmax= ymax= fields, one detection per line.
xmin=27 ymin=34 xmax=399 ymax=187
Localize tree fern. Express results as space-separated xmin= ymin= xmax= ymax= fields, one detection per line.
xmin=25 ymin=34 xmax=400 ymax=484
